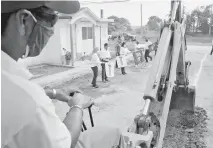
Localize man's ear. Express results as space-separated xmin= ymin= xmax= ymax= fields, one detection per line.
xmin=15 ymin=9 xmax=36 ymax=37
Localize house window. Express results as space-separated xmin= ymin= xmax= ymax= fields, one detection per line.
xmin=82 ymin=27 xmax=93 ymax=40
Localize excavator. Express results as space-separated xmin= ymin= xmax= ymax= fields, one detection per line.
xmin=82 ymin=0 xmax=196 ymax=147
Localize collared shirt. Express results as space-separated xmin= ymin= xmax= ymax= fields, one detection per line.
xmin=98 ymin=49 xmax=111 ymax=59
xmin=1 ymin=51 xmax=71 ymax=148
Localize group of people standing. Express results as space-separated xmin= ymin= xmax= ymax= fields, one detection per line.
xmin=89 ymin=38 xmax=156 ymax=89
xmin=132 ymin=39 xmax=155 ymax=68
xmin=90 ymin=42 xmax=130 ymax=88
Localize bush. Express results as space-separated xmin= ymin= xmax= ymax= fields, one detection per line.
xmin=65 ymin=51 xmax=71 ymax=60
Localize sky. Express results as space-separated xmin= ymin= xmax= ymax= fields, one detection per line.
xmin=80 ymin=0 xmax=213 ymax=26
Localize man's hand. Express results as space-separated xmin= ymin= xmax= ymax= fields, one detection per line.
xmin=44 ymin=86 xmax=82 ymax=102
xmin=55 ymin=87 xmax=82 ymax=102
xmin=62 ymin=87 xmax=82 ymax=96
xmin=68 ymin=93 xmax=93 ymax=109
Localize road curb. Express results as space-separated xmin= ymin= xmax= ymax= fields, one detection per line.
xmin=31 ymin=67 xmax=91 ymax=87
xmin=31 ymin=55 xmax=135 ymax=87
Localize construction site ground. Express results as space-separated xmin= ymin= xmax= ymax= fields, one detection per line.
xmin=44 ymin=45 xmax=212 ymax=147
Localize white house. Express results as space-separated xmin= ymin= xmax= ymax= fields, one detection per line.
xmin=19 ymin=7 xmax=113 ymax=67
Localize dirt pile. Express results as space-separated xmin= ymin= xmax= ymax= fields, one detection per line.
xmin=163 ymin=107 xmax=209 ymax=148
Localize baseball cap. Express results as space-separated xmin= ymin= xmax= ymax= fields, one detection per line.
xmin=1 ymin=1 xmax=80 ymax=14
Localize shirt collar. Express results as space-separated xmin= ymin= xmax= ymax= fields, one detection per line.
xmin=1 ymin=51 xmax=33 ymax=80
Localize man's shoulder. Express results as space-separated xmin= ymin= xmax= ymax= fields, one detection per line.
xmin=2 ymin=71 xmax=63 ymax=146
xmin=2 ymin=70 xmax=55 ymax=111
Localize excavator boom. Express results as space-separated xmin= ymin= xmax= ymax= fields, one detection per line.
xmin=126 ymin=0 xmax=195 ymax=147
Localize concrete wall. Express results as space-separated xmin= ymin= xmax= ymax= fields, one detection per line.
xmin=59 ymin=20 xmax=71 ymax=53
xmin=95 ymin=25 xmax=101 ymax=49
xmin=100 ymin=23 xmax=109 ymax=50
xmin=77 ymin=22 xmax=93 ymax=54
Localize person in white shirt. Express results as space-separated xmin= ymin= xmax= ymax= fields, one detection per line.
xmin=132 ymin=41 xmax=139 ymax=67
xmin=117 ymin=42 xmax=130 ymax=75
xmin=210 ymin=39 xmax=213 ymax=55
xmin=62 ymin=48 xmax=68 ymax=65
xmin=1 ymin=1 xmax=126 ymax=148
xmin=144 ymin=39 xmax=153 ymax=63
xmin=98 ymin=43 xmax=111 ymax=82
xmin=90 ymin=47 xmax=101 ymax=88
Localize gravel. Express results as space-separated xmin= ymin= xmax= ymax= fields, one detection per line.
xmin=163 ymin=107 xmax=209 ymax=148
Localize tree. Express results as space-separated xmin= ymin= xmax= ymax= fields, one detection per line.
xmin=185 ymin=4 xmax=213 ymax=34
xmin=107 ymin=15 xmax=132 ymax=34
xmin=146 ymin=16 xmax=162 ymax=31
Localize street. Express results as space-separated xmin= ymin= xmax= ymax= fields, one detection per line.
xmin=53 ymin=45 xmax=213 ymax=147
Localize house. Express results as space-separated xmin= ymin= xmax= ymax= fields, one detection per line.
xmin=19 ymin=7 xmax=113 ymax=67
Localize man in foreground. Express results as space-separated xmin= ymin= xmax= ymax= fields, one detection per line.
xmin=1 ymin=1 xmax=126 ymax=148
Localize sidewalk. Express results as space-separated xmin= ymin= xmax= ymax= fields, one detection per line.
xmin=31 ymin=60 xmax=92 ymax=87
xmin=31 ymin=54 xmax=135 ymax=87
xmin=195 ymin=55 xmax=213 ymax=148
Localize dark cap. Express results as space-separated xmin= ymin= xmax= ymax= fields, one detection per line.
xmin=1 ymin=1 xmax=80 ymax=14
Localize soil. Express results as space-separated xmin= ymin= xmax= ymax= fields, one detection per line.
xmin=29 ymin=65 xmax=71 ymax=76
xmin=163 ymin=107 xmax=209 ymax=148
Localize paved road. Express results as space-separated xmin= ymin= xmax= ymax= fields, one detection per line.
xmin=189 ymin=46 xmax=213 ymax=148
xmin=54 ymin=45 xmax=213 ymax=146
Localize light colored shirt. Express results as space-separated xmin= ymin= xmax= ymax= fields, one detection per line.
xmin=145 ymin=41 xmax=152 ymax=50
xmin=90 ymin=53 xmax=101 ymax=67
xmin=98 ymin=49 xmax=111 ymax=59
xmin=120 ymin=47 xmax=130 ymax=56
xmin=1 ymin=51 xmax=71 ymax=148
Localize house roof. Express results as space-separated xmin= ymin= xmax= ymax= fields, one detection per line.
xmin=59 ymin=7 xmax=114 ymax=23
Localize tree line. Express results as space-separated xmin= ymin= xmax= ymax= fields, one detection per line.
xmin=107 ymin=4 xmax=213 ymax=35
xmin=186 ymin=5 xmax=213 ymax=34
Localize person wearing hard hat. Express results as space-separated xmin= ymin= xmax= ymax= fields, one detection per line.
xmin=1 ymin=1 xmax=126 ymax=148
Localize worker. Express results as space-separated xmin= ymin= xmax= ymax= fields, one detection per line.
xmin=154 ymin=39 xmax=159 ymax=56
xmin=1 ymin=1 xmax=126 ymax=148
xmin=115 ymin=43 xmax=121 ymax=68
xmin=132 ymin=41 xmax=140 ymax=67
xmin=136 ymin=41 xmax=144 ymax=63
xmin=98 ymin=43 xmax=111 ymax=83
xmin=144 ymin=39 xmax=153 ymax=63
xmin=210 ymin=39 xmax=213 ymax=55
xmin=62 ymin=48 xmax=68 ymax=65
xmin=90 ymin=47 xmax=101 ymax=88
xmin=118 ymin=42 xmax=130 ymax=75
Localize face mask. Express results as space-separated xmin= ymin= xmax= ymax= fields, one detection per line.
xmin=27 ymin=22 xmax=54 ymax=57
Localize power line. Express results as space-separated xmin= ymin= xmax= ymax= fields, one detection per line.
xmin=81 ymin=0 xmax=131 ymax=4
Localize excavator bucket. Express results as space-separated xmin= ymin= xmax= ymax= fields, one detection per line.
xmin=170 ymin=85 xmax=195 ymax=111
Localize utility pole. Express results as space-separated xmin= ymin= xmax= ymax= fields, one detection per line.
xmin=209 ymin=4 xmax=212 ymax=35
xmin=141 ymin=4 xmax=143 ymax=37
